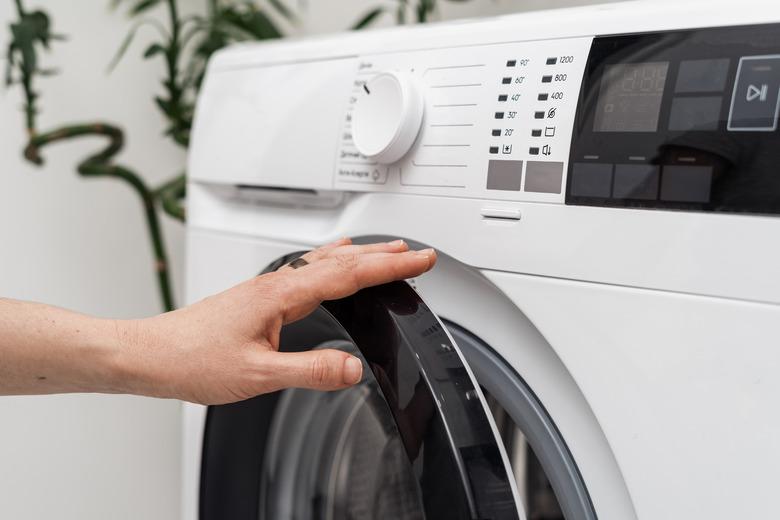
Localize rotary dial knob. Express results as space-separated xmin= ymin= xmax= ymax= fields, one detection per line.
xmin=351 ymin=71 xmax=424 ymax=164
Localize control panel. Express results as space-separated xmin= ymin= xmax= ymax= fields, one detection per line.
xmin=570 ymin=23 xmax=780 ymax=215
xmin=335 ymin=38 xmax=592 ymax=203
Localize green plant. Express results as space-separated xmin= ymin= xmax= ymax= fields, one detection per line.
xmin=354 ymin=0 xmax=471 ymax=28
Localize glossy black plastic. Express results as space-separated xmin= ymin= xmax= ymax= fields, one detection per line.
xmin=200 ymin=276 xmax=520 ymax=519
xmin=568 ymin=23 xmax=780 ymax=215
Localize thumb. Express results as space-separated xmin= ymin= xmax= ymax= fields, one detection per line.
xmin=263 ymin=349 xmax=364 ymax=391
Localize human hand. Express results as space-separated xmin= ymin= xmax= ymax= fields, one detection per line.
xmin=116 ymin=238 xmax=437 ymax=405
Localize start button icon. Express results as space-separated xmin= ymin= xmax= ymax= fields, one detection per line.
xmin=728 ymin=55 xmax=780 ymax=131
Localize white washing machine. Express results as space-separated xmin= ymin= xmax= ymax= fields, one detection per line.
xmin=183 ymin=1 xmax=780 ymax=519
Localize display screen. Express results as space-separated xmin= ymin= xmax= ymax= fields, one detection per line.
xmin=594 ymin=61 xmax=670 ymax=132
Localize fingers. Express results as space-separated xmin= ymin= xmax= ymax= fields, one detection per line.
xmin=259 ymin=349 xmax=364 ymax=392
xmin=279 ymin=239 xmax=409 ymax=271
xmin=279 ymin=248 xmax=436 ymax=323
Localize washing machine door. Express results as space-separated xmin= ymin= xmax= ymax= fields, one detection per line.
xmin=200 ymin=277 xmax=523 ymax=520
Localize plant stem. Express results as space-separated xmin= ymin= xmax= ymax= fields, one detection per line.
xmin=25 ymin=124 xmax=175 ymax=312
xmin=164 ymin=0 xmax=189 ymax=147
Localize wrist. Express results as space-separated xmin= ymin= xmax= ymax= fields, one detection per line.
xmin=108 ymin=318 xmax=168 ymax=398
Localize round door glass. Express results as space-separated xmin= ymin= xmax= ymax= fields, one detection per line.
xmin=258 ymin=342 xmax=425 ymax=520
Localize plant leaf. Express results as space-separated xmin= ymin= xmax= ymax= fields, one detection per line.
xmin=130 ymin=0 xmax=163 ymax=16
xmin=107 ymin=18 xmax=167 ymax=72
xmin=143 ymin=42 xmax=165 ymax=58
xmin=352 ymin=7 xmax=384 ymax=30
xmin=267 ymin=0 xmax=296 ymax=23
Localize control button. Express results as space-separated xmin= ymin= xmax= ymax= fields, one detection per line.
xmin=531 ymin=129 xmax=542 ymax=137
xmin=570 ymin=163 xmax=613 ymax=198
xmin=489 ymin=146 xmax=500 ymax=154
xmin=728 ymin=55 xmax=780 ymax=131
xmin=534 ymin=111 xmax=545 ymax=119
xmin=502 ymin=77 xmax=512 ymax=84
xmin=502 ymin=144 xmax=512 ymax=154
xmin=613 ymin=164 xmax=659 ymax=200
xmin=542 ymin=75 xmax=553 ymax=83
xmin=529 ymin=147 xmax=540 ymax=155
xmin=546 ymin=57 xmax=558 ymax=65
xmin=525 ymin=161 xmax=564 ymax=194
xmin=660 ymin=165 xmax=713 ymax=203
xmin=491 ymin=129 xmax=502 ymax=137
xmin=545 ymin=126 xmax=556 ymax=137
xmin=495 ymin=112 xmax=505 ymax=119
xmin=506 ymin=60 xmax=517 ymax=67
xmin=498 ymin=94 xmax=508 ymax=102
xmin=675 ymin=58 xmax=730 ymax=93
xmin=351 ymin=70 xmax=424 ymax=164
xmin=487 ymin=160 xmax=523 ymax=191
xmin=538 ymin=93 xmax=549 ymax=101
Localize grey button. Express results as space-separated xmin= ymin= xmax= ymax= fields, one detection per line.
xmin=660 ymin=165 xmax=713 ymax=203
xmin=728 ymin=55 xmax=780 ymax=131
xmin=486 ymin=160 xmax=523 ymax=191
xmin=669 ymin=96 xmax=722 ymax=131
xmin=570 ymin=163 xmax=613 ymax=197
xmin=675 ymin=59 xmax=731 ymax=93
xmin=613 ymin=164 xmax=659 ymax=200
xmin=525 ymin=161 xmax=563 ymax=194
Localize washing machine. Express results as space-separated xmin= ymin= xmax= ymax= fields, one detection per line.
xmin=182 ymin=1 xmax=780 ymax=518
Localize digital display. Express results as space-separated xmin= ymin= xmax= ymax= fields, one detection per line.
xmin=594 ymin=61 xmax=670 ymax=132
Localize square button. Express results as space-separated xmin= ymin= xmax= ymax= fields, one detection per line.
xmin=675 ymin=59 xmax=731 ymax=93
xmin=570 ymin=163 xmax=613 ymax=198
xmin=660 ymin=166 xmax=713 ymax=203
xmin=525 ymin=161 xmax=564 ymax=194
xmin=613 ymin=164 xmax=659 ymax=200
xmin=669 ymin=96 xmax=722 ymax=131
xmin=487 ymin=160 xmax=523 ymax=191
xmin=728 ymin=55 xmax=780 ymax=131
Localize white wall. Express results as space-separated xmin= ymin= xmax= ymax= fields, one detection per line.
xmin=0 ymin=1 xmax=623 ymax=519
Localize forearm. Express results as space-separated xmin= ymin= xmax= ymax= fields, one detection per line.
xmin=0 ymin=298 xmax=133 ymax=396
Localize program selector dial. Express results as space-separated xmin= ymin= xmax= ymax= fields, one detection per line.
xmin=351 ymin=71 xmax=424 ymax=164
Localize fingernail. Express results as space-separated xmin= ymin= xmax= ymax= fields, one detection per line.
xmin=343 ymin=356 xmax=363 ymax=385
xmin=416 ymin=248 xmax=435 ymax=258
xmin=389 ymin=239 xmax=405 ymax=247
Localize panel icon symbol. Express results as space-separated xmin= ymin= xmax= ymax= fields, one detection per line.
xmin=746 ymin=84 xmax=768 ymax=102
